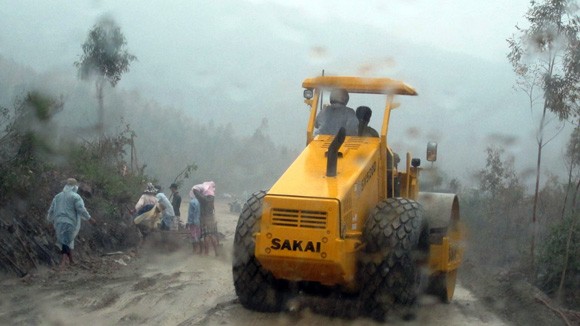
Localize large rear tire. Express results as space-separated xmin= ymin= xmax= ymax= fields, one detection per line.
xmin=358 ymin=198 xmax=428 ymax=321
xmin=232 ymin=191 xmax=285 ymax=312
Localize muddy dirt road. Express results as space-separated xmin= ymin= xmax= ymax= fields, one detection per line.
xmin=0 ymin=201 xmax=560 ymax=325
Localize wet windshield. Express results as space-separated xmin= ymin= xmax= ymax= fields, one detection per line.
xmin=1 ymin=1 xmax=579 ymax=325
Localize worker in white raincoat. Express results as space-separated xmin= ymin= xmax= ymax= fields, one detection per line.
xmin=155 ymin=185 xmax=175 ymax=231
xmin=47 ymin=178 xmax=95 ymax=269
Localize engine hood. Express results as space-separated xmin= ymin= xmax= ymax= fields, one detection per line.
xmin=268 ymin=135 xmax=380 ymax=199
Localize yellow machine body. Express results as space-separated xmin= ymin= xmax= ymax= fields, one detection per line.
xmin=253 ymin=76 xmax=462 ymax=291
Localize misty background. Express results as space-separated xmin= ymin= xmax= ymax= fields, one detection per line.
xmin=0 ymin=0 xmax=574 ymax=191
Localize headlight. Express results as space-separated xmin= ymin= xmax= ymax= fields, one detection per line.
xmin=303 ymin=89 xmax=314 ymax=99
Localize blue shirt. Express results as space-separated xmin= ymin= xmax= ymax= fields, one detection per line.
xmin=188 ymin=198 xmax=200 ymax=225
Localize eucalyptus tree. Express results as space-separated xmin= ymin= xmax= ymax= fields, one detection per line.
xmin=75 ymin=17 xmax=136 ymax=136
xmin=507 ymin=0 xmax=580 ymax=266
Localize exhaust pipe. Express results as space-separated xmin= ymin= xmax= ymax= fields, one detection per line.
xmin=327 ymin=127 xmax=346 ymax=177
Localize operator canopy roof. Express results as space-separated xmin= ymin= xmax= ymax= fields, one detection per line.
xmin=302 ymin=76 xmax=417 ymax=96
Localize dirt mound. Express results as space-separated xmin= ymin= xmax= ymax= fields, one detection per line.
xmin=460 ymin=257 xmax=575 ymax=326
xmin=0 ymin=198 xmax=141 ymax=278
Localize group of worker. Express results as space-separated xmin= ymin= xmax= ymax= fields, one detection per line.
xmin=133 ymin=183 xmax=175 ymax=231
xmin=46 ymin=178 xmax=220 ymax=271
xmin=314 ymin=88 xmax=379 ymax=138
xmin=133 ymin=181 xmax=219 ymax=256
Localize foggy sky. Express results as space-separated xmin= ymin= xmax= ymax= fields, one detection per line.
xmin=0 ymin=0 xmax=574 ymax=188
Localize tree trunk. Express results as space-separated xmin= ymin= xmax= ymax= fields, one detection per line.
xmin=129 ymin=134 xmax=139 ymax=174
xmin=531 ymin=104 xmax=548 ymax=271
xmin=561 ymin=162 xmax=573 ymax=220
xmin=96 ymin=78 xmax=104 ymax=137
xmin=574 ymin=179 xmax=580 ymax=209
xmin=531 ymin=140 xmax=543 ymax=270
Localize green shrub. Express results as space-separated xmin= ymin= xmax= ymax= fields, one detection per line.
xmin=538 ymin=213 xmax=580 ymax=303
